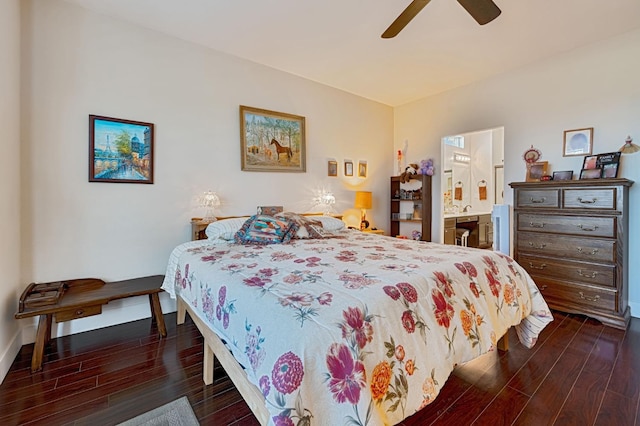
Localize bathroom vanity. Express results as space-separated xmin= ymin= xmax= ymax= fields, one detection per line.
xmin=443 ymin=212 xmax=493 ymax=249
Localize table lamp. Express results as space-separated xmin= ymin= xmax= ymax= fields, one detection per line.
xmin=354 ymin=191 xmax=372 ymax=230
xmin=199 ymin=190 xmax=220 ymax=221
xmin=313 ymin=190 xmax=336 ymax=215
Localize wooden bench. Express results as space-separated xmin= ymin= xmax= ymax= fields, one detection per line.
xmin=15 ymin=275 xmax=166 ymax=372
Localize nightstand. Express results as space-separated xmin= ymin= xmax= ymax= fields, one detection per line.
xmin=362 ymin=229 xmax=384 ymax=235
xmin=191 ymin=217 xmax=215 ymax=241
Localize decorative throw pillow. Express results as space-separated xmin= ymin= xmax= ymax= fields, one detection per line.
xmin=234 ymin=215 xmax=299 ymax=245
xmin=275 ymin=212 xmax=326 ymax=239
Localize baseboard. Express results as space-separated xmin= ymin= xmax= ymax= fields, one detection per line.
xmin=0 ymin=327 xmax=24 ymax=384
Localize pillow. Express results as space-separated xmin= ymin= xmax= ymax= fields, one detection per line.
xmin=275 ymin=212 xmax=326 ymax=239
xmin=234 ymin=215 xmax=299 ymax=245
xmin=205 ymin=217 xmax=250 ymax=240
xmin=312 ymin=215 xmax=346 ymax=231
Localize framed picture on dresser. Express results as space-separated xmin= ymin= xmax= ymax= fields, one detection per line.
xmin=596 ymin=152 xmax=621 ymax=178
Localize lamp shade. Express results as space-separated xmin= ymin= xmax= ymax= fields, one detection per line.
xmin=354 ymin=191 xmax=372 ymax=209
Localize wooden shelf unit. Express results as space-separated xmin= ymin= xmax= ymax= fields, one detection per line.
xmin=390 ymin=174 xmax=432 ymax=241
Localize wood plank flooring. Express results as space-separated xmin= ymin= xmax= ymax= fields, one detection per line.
xmin=1 ymin=310 xmax=638 ymax=425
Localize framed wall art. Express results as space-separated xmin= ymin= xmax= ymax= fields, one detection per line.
xmin=563 ymin=127 xmax=593 ymax=157
xmin=328 ymin=160 xmax=338 ymax=177
xmin=344 ymin=160 xmax=354 ymax=176
xmin=89 ymin=115 xmax=154 ymax=184
xmin=240 ymin=105 xmax=306 ymax=172
xmin=358 ymin=161 xmax=368 ymax=178
xmin=526 ymin=161 xmax=548 ymax=182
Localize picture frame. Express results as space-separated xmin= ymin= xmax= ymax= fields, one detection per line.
xmin=582 ymin=155 xmax=598 ymax=170
xmin=596 ymin=151 xmax=621 ymax=178
xmin=563 ymin=127 xmax=593 ymax=157
xmin=580 ymin=168 xmax=602 ymax=180
xmin=344 ymin=160 xmax=353 ymax=176
xmin=526 ymin=161 xmax=548 ymax=182
xmin=552 ymin=170 xmax=573 ymax=181
xmin=358 ymin=161 xmax=368 ymax=178
xmin=328 ymin=160 xmax=338 ymax=177
xmin=89 ymin=115 xmax=154 ymax=184
xmin=240 ymin=105 xmax=306 ymax=172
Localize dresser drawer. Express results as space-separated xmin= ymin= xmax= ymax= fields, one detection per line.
xmin=55 ymin=305 xmax=102 ymax=322
xmin=518 ymin=253 xmax=616 ymax=287
xmin=517 ymin=214 xmax=616 ymax=238
xmin=515 ymin=189 xmax=559 ymax=208
xmin=532 ymin=277 xmax=617 ymax=313
xmin=563 ymin=188 xmax=616 ymax=210
xmin=516 ymin=232 xmax=615 ymax=263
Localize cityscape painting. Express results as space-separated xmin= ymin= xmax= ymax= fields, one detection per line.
xmin=89 ymin=115 xmax=154 ymax=183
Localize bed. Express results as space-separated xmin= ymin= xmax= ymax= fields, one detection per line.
xmin=162 ymin=214 xmax=553 ymax=425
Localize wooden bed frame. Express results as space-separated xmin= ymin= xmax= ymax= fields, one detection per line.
xmin=177 ymin=294 xmax=509 ymax=425
xmin=177 ymin=296 xmax=271 ymax=424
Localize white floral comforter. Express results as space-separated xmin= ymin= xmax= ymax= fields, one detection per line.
xmin=162 ymin=231 xmax=552 ymax=426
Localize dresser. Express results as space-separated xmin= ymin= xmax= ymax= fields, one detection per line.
xmin=510 ymin=179 xmax=633 ymax=329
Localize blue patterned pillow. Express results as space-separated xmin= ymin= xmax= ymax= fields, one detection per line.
xmin=234 ymin=215 xmax=299 ymax=245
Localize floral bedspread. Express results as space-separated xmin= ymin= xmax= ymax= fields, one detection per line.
xmin=162 ymin=231 xmax=553 ymax=426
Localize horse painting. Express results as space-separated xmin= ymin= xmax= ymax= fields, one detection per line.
xmin=270 ymin=139 xmax=292 ymax=161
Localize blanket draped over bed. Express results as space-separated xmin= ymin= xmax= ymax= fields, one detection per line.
xmin=162 ymin=230 xmax=552 ymax=426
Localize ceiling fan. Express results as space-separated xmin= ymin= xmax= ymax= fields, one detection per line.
xmin=381 ymin=0 xmax=501 ymax=39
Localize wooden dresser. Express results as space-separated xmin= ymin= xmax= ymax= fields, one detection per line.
xmin=510 ymin=179 xmax=633 ymax=329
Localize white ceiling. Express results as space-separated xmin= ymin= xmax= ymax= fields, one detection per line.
xmin=65 ymin=0 xmax=640 ymax=106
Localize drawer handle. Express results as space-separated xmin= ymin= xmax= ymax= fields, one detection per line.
xmin=578 ymin=292 xmax=601 ymax=303
xmin=529 ymin=222 xmax=545 ymax=228
xmin=577 ymin=224 xmax=598 ymax=232
xmin=577 ymin=247 xmax=599 ymax=255
xmin=530 ymin=197 xmax=546 ymax=204
xmin=577 ymin=270 xmax=598 ymax=278
xmin=577 ymin=197 xmax=597 ymax=204
xmin=76 ymin=309 xmax=84 ymax=316
xmin=527 ymin=242 xmax=546 ymax=249
xmin=539 ymin=284 xmax=548 ymax=290
xmin=528 ymin=262 xmax=546 ymax=270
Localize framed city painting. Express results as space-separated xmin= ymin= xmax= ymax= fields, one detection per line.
xmin=563 ymin=127 xmax=593 ymax=157
xmin=89 ymin=115 xmax=154 ymax=183
xmin=240 ymin=105 xmax=306 ymax=172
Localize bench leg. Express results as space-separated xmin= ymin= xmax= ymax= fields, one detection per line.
xmin=31 ymin=314 xmax=52 ymax=372
xmin=148 ymin=293 xmax=167 ymax=338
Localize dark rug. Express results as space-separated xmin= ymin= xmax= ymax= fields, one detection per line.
xmin=117 ymin=396 xmax=199 ymax=426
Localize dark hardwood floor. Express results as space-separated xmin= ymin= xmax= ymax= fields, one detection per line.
xmin=1 ymin=310 xmax=638 ymax=425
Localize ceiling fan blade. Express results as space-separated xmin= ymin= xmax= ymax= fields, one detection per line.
xmin=456 ymin=0 xmax=501 ymax=25
xmin=381 ymin=0 xmax=432 ymax=39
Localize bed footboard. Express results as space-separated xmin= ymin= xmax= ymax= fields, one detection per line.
xmin=177 ymin=297 xmax=270 ymax=425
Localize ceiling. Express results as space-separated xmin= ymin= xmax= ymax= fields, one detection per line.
xmin=65 ymin=0 xmax=640 ymax=107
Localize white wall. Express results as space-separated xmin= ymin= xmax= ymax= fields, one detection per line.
xmin=0 ymin=0 xmax=23 ymax=380
xmin=395 ymin=29 xmax=640 ymax=316
xmin=14 ymin=0 xmax=392 ymax=343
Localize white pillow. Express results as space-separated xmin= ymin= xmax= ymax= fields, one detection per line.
xmin=205 ymin=217 xmax=250 ymax=240
xmin=312 ymin=215 xmax=345 ymax=231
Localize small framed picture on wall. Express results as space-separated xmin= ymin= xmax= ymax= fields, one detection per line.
xmin=344 ymin=160 xmax=353 ymax=176
xmin=328 ymin=160 xmax=338 ymax=177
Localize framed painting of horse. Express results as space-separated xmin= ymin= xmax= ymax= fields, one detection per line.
xmin=240 ymin=105 xmax=306 ymax=172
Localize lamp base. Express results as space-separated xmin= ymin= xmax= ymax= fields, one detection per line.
xmin=360 ymin=220 xmax=370 ymax=231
